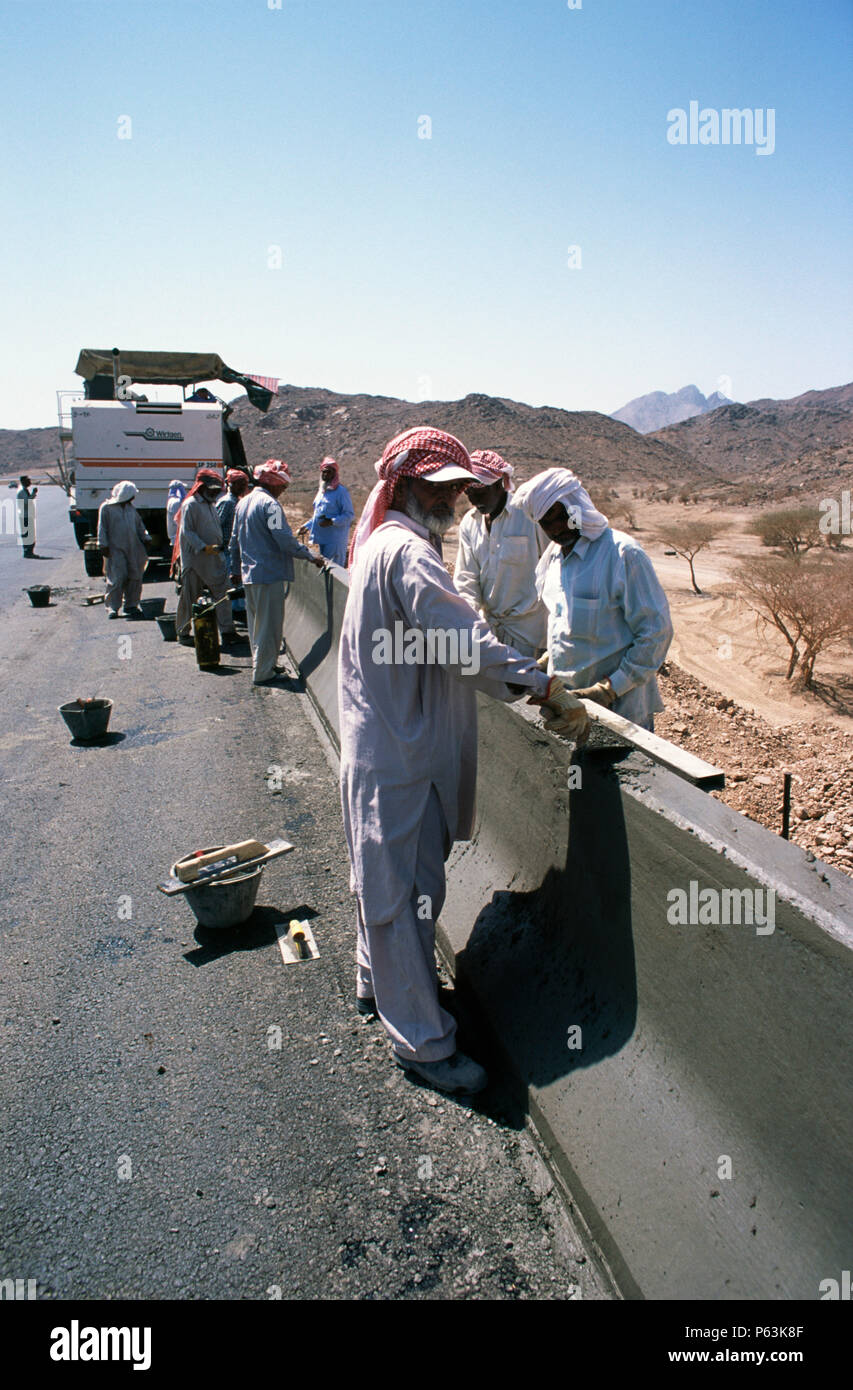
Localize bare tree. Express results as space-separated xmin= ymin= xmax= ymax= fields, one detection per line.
xmin=735 ymin=554 xmax=853 ymax=687
xmin=44 ymin=455 xmax=75 ymax=497
xmin=748 ymin=507 xmax=822 ymax=557
xmin=656 ymin=521 xmax=726 ymax=594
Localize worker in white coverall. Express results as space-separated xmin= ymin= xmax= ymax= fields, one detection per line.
xmin=229 ymin=459 xmax=325 ymax=684
xmin=175 ymin=468 xmax=237 ymax=645
xmin=453 ymin=449 xmax=548 ymax=658
xmin=341 ymin=427 xmax=590 ymax=1097
xmin=514 ymin=468 xmax=673 ymax=732
xmin=97 ymin=481 xmax=152 ymax=619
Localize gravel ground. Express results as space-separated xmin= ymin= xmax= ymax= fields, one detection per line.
xmin=657 ymin=663 xmax=853 ymax=878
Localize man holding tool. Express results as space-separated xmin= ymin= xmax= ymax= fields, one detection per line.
xmin=515 ymin=468 xmax=673 ymax=731
xmin=175 ymin=468 xmax=238 ymax=646
xmin=340 ymin=427 xmax=589 ymax=1097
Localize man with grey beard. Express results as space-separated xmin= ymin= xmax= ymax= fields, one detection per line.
xmin=340 ymin=428 xmax=589 ymax=1097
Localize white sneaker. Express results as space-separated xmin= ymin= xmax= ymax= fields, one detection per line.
xmin=395 ymin=1050 xmax=488 ymax=1095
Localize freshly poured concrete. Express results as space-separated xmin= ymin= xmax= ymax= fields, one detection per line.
xmin=288 ymin=563 xmax=853 ymax=1301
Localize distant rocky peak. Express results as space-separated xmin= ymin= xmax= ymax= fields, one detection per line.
xmin=611 ymin=384 xmax=733 ymax=434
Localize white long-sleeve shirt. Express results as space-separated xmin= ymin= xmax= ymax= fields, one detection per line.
xmin=454 ymin=498 xmax=549 ymax=656
xmin=537 ymin=527 xmax=673 ymax=729
xmin=339 ymin=510 xmax=550 ymax=926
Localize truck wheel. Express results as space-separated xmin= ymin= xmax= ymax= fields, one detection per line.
xmin=84 ymin=543 xmax=104 ymax=577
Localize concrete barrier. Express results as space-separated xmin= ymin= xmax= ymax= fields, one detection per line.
xmin=287 ymin=562 xmax=853 ymax=1300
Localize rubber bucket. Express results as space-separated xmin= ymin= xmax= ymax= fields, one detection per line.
xmin=58 ymin=698 xmax=113 ymax=741
xmin=27 ymin=586 xmax=51 ymax=607
xmin=156 ymin=612 xmax=178 ymax=642
xmin=83 ymin=542 xmax=104 ymax=578
xmin=171 ymin=846 xmax=263 ymax=928
xmin=139 ymin=596 xmax=166 ymax=619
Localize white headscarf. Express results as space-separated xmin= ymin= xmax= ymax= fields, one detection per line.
xmin=111 ymin=481 xmax=138 ymax=504
xmin=514 ymin=468 xmax=608 ymax=540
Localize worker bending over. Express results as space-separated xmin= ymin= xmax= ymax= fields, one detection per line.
xmin=515 ymin=468 xmax=673 ymax=731
xmin=454 ymin=449 xmax=548 ymax=657
xmin=341 ymin=428 xmax=589 ymax=1097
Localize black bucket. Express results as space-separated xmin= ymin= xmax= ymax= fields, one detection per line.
xmin=83 ymin=542 xmax=104 ymax=577
xmin=139 ymin=596 xmax=166 ymax=619
xmin=58 ymin=698 xmax=113 ymax=741
xmin=27 ymin=586 xmax=50 ymax=608
xmin=156 ymin=613 xmax=178 ymax=642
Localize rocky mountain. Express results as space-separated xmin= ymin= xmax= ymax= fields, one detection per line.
xmin=229 ymin=386 xmax=708 ymax=516
xmin=0 ymin=426 xmax=62 ymax=477
xmin=611 ymin=384 xmax=731 ymax=434
xmin=650 ymin=383 xmax=853 ymax=495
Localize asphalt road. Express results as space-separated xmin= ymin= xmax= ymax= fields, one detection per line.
xmin=0 ymin=516 xmax=608 ymax=1301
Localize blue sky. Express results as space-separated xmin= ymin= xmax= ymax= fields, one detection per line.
xmin=2 ymin=0 xmax=851 ymax=428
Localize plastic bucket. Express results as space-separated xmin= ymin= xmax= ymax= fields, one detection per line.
xmin=58 ymin=698 xmax=113 ymax=741
xmin=27 ymin=586 xmax=51 ymax=607
xmin=83 ymin=542 xmax=104 ymax=577
xmin=156 ymin=612 xmax=178 ymax=641
xmin=171 ymin=846 xmax=263 ymax=928
xmin=139 ymin=596 xmax=166 ymax=619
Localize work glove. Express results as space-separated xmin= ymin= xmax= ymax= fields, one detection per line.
xmin=536 ymin=651 xmax=550 ymax=672
xmin=572 ymin=679 xmax=616 ymax=709
xmin=529 ymin=676 xmax=590 ymax=744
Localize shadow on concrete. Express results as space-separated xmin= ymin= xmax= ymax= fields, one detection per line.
xmin=456 ymin=747 xmax=637 ymax=1102
xmin=183 ymin=903 xmax=319 ymax=966
xmin=296 ymin=569 xmax=335 ymax=681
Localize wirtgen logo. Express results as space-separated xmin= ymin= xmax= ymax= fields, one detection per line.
xmin=666 ymin=882 xmax=776 ymax=935
xmin=50 ymin=1321 xmax=151 ymax=1371
xmin=372 ymin=621 xmax=481 ymax=675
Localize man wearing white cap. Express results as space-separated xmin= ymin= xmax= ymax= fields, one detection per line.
xmin=341 ymin=428 xmax=589 ymax=1097
xmin=515 ymin=468 xmax=673 ymax=730
xmin=96 ymin=481 xmax=152 ymax=619
xmin=229 ymin=459 xmax=325 ymax=684
xmin=454 ymin=449 xmax=548 ymax=657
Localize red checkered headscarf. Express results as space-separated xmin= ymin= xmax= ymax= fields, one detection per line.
xmin=254 ymin=459 xmax=291 ymax=488
xmin=225 ymin=469 xmax=250 ymax=496
xmin=468 ymin=449 xmax=514 ymax=491
xmin=320 ymin=456 xmax=340 ymax=488
xmin=170 ymin=467 xmax=224 ymax=573
xmin=349 ymin=427 xmax=474 ymax=565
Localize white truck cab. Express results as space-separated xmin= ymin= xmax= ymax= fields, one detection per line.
xmin=63 ymin=348 xmax=275 ymax=568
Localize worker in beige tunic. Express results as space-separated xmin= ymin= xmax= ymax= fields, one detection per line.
xmin=175 ymin=468 xmax=237 ymax=644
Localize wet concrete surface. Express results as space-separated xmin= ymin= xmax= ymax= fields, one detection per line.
xmin=0 ymin=534 xmax=609 ymax=1300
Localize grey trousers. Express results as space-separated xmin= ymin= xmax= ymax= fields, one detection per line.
xmin=245 ymin=581 xmax=286 ymax=682
xmin=356 ymin=786 xmax=457 ymax=1063
xmin=105 ymin=552 xmax=145 ymax=614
